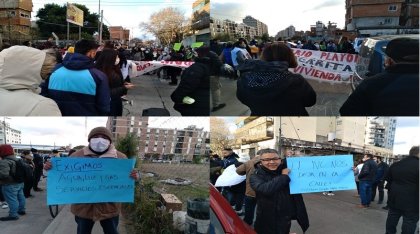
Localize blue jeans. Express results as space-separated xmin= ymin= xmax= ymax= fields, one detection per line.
xmin=1 ymin=183 xmax=25 ymax=218
xmin=359 ymin=180 xmax=372 ymax=206
xmin=75 ymin=215 xmax=119 ymax=234
xmin=243 ymin=196 xmax=257 ymax=225
xmin=386 ymin=208 xmax=419 ymax=234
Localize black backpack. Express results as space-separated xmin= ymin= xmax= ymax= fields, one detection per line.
xmin=7 ymin=159 xmax=31 ymax=183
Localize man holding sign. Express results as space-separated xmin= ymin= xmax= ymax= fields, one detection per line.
xmin=250 ymin=149 xmax=309 ymax=234
xmin=44 ymin=127 xmax=139 ymax=234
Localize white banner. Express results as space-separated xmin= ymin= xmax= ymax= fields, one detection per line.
xmin=290 ymin=49 xmax=358 ymax=84
xmin=128 ymin=60 xmax=194 ymax=78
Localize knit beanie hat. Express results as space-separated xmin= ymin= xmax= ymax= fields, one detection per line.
xmin=88 ymin=127 xmax=113 ymax=142
xmin=0 ymin=144 xmax=14 ymax=158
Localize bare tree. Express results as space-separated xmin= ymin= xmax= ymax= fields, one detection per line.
xmin=210 ymin=117 xmax=234 ymax=156
xmin=139 ymin=7 xmax=188 ymax=46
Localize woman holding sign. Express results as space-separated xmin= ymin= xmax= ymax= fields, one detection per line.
xmin=44 ymin=127 xmax=139 ymax=234
xmin=250 ymin=149 xmax=309 ymax=234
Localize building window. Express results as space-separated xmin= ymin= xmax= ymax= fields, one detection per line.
xmin=388 ymin=5 xmax=397 ymax=11
xmin=384 ymin=18 xmax=392 ymax=24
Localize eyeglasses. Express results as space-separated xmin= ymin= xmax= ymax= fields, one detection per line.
xmin=260 ymin=157 xmax=281 ymax=162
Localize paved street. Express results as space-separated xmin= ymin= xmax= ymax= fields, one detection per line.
xmin=124 ymin=74 xmax=181 ymax=116
xmin=211 ymin=76 xmax=352 ymax=116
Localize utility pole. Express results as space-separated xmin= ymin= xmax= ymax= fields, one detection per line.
xmin=99 ymin=10 xmax=103 ymax=44
xmin=97 ymin=0 xmax=101 ymax=41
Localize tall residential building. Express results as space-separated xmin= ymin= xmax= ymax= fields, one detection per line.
xmin=0 ymin=120 xmax=22 ymax=144
xmin=107 ymin=117 xmax=210 ymax=160
xmin=365 ymin=117 xmax=397 ymax=150
xmin=0 ymin=0 xmax=32 ymax=44
xmin=210 ymin=18 xmax=257 ymax=40
xmin=242 ymin=15 xmax=268 ymax=37
xmin=276 ymin=25 xmax=296 ymax=40
xmin=191 ymin=0 xmax=210 ymax=43
xmin=108 ymin=26 xmax=130 ymax=43
xmin=345 ymin=0 xmax=419 ymax=36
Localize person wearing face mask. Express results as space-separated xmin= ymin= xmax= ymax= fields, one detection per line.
xmin=44 ymin=126 xmax=139 ymax=234
xmin=95 ymin=49 xmax=134 ymax=116
xmin=0 ymin=46 xmax=61 ymax=116
xmin=231 ymin=38 xmax=252 ymax=70
xmin=250 ymin=149 xmax=309 ymax=234
xmin=41 ymin=39 xmax=111 ymax=116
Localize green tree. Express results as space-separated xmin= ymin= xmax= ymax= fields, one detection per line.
xmin=212 ymin=33 xmax=234 ymax=42
xmin=261 ymin=33 xmax=270 ymax=42
xmin=115 ymin=133 xmax=139 ymax=159
xmin=35 ymin=3 xmax=109 ymax=40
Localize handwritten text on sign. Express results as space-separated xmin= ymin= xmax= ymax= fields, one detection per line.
xmin=47 ymin=158 xmax=136 ymax=205
xmin=287 ymin=155 xmax=356 ymax=194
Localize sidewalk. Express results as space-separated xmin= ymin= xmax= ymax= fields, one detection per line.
xmin=125 ymin=74 xmax=181 ymax=116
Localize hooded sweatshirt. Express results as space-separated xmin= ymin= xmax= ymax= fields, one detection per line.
xmin=0 ymin=46 xmax=61 ymax=116
xmin=44 ymin=53 xmax=110 ymax=116
xmin=237 ymin=60 xmax=316 ymax=116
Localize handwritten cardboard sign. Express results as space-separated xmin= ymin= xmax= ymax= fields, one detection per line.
xmin=47 ymin=158 xmax=136 ymax=205
xmin=287 ymin=155 xmax=356 ymax=194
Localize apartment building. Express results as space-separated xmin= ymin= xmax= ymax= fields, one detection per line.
xmin=108 ymin=26 xmax=130 ymax=44
xmin=0 ymin=120 xmax=21 ymax=144
xmin=0 ymin=0 xmax=32 ymax=43
xmin=242 ymin=15 xmax=268 ymax=37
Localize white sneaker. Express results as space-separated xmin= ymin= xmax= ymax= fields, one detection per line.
xmin=322 ymin=192 xmax=328 ymax=195
xmin=1 ymin=202 xmax=8 ymax=209
xmin=327 ymin=192 xmax=335 ymax=196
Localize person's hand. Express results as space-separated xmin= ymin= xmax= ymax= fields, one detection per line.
xmin=130 ymin=169 xmax=140 ymax=181
xmin=281 ymin=168 xmax=290 ymax=175
xmin=44 ymin=161 xmax=52 ymax=170
xmin=124 ymin=82 xmax=135 ymax=89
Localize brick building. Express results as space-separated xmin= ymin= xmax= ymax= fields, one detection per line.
xmin=345 ymin=0 xmax=419 ymax=36
xmin=108 ymin=26 xmax=130 ymax=44
xmin=106 ymin=117 xmax=210 ymax=161
xmin=0 ymin=0 xmax=32 ymax=44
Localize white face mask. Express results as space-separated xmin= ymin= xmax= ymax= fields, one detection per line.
xmin=115 ymin=58 xmax=120 ymax=65
xmin=90 ymin=137 xmax=110 ymax=153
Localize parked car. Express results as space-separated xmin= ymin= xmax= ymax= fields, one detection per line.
xmin=351 ymin=34 xmax=418 ymax=90
xmin=209 ymin=183 xmax=256 ymax=234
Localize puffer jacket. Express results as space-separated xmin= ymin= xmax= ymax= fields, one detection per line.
xmin=0 ymin=155 xmax=19 ymax=185
xmin=237 ymin=60 xmax=316 ymax=116
xmin=43 ymin=52 xmax=110 ymax=116
xmin=0 ymin=46 xmax=61 ymax=116
xmin=250 ymin=164 xmax=309 ymax=234
xmin=69 ymin=145 xmax=127 ymax=221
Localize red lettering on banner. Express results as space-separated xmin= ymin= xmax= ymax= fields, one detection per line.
xmin=293 ymin=66 xmax=342 ymax=82
xmin=137 ymin=63 xmax=152 ymax=71
xmin=175 ymin=61 xmax=182 ymax=65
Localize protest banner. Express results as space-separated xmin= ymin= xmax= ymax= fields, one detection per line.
xmin=129 ymin=60 xmax=194 ymax=77
xmin=47 ymin=157 xmax=136 ymax=205
xmin=290 ymin=49 xmax=358 ymax=84
xmin=287 ymin=155 xmax=356 ymax=194
xmin=215 ymin=164 xmax=246 ymax=187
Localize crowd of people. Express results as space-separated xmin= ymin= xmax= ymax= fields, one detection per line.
xmin=0 ymin=127 xmax=139 ymax=234
xmin=210 ymin=146 xmax=419 ymax=234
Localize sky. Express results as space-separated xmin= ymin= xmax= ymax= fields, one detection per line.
xmin=3 ymin=117 xmax=209 ymax=147
xmin=218 ymin=117 xmax=419 ymax=155
xmin=211 ymin=0 xmax=346 ymax=36
xmin=31 ymin=0 xmax=194 ymax=38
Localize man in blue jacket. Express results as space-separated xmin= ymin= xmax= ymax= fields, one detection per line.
xmin=371 ymin=156 xmax=389 ymax=204
xmin=358 ymin=154 xmax=377 ymax=208
xmin=43 ymin=39 xmax=110 ymax=116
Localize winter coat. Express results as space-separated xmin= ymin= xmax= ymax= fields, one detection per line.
xmin=42 ymin=52 xmax=110 ymax=116
xmin=0 ymin=155 xmax=20 ymax=185
xmin=374 ymin=161 xmax=389 ymax=182
xmin=250 ymin=164 xmax=309 ymax=234
xmin=221 ymin=153 xmax=239 ymax=169
xmin=340 ymin=64 xmax=419 ymax=116
xmin=104 ymin=70 xmax=127 ymax=116
xmin=171 ymin=57 xmax=210 ymax=116
xmin=385 ymin=156 xmax=418 ymax=212
xmin=0 ymin=46 xmax=61 ymax=116
xmin=237 ymin=60 xmax=316 ymax=116
xmin=69 ymin=145 xmax=128 ymax=221
xmin=358 ymin=159 xmax=377 ymax=182
xmin=236 ymin=157 xmax=260 ymax=197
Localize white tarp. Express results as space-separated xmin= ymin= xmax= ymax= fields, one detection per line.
xmin=128 ymin=60 xmax=194 ymax=78
xmin=214 ymin=164 xmax=246 ymax=187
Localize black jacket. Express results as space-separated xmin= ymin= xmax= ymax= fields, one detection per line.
xmin=250 ymin=164 xmax=309 ymax=234
xmin=385 ymin=156 xmax=419 ymax=212
xmin=340 ymin=64 xmax=419 ymax=116
xmin=171 ymin=57 xmax=210 ymax=116
xmin=108 ymin=71 xmax=127 ymax=116
xmin=237 ymin=60 xmax=316 ymax=116
xmin=358 ymin=159 xmax=377 ymax=182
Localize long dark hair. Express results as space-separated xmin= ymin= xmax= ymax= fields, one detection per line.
xmin=95 ymin=49 xmax=122 ymax=86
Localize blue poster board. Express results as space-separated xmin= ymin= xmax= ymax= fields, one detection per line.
xmin=47 ymin=157 xmax=136 ymax=205
xmin=287 ymin=155 xmax=356 ymax=194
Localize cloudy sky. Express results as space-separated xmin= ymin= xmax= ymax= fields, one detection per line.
xmin=3 ymin=117 xmax=209 ymax=147
xmin=31 ymin=0 xmax=194 ymax=38
xmin=211 ymin=0 xmax=346 ymax=36
xmin=219 ymin=117 xmax=419 ymax=155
